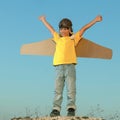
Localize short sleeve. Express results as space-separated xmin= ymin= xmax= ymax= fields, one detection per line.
xmin=53 ymin=32 xmax=60 ymax=43
xmin=74 ymin=31 xmax=82 ymax=46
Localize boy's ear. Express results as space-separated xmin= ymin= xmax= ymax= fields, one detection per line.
xmin=69 ymin=28 xmax=71 ymax=32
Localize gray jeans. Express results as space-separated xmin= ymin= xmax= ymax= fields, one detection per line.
xmin=53 ymin=64 xmax=76 ymax=111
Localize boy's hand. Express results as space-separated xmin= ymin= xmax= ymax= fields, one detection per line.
xmin=95 ymin=15 xmax=102 ymax=22
xmin=39 ymin=15 xmax=46 ymax=21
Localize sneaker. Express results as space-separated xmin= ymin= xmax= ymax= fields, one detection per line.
xmin=67 ymin=108 xmax=75 ymax=116
xmin=50 ymin=109 xmax=60 ymax=117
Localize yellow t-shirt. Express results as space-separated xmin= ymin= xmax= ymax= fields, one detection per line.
xmin=53 ymin=32 xmax=82 ymax=65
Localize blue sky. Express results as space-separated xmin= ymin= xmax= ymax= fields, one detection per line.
xmin=0 ymin=0 xmax=120 ymax=120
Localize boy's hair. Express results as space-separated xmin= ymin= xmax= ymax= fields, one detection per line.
xmin=59 ymin=18 xmax=73 ymax=36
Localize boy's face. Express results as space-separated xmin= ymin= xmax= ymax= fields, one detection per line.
xmin=59 ymin=28 xmax=71 ymax=37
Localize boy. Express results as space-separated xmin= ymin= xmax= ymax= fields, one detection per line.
xmin=39 ymin=15 xmax=102 ymax=117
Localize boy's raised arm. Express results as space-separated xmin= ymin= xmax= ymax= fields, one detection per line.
xmin=39 ymin=16 xmax=55 ymax=35
xmin=79 ymin=15 xmax=102 ymax=37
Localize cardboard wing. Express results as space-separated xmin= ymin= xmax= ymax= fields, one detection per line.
xmin=20 ymin=38 xmax=112 ymax=59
